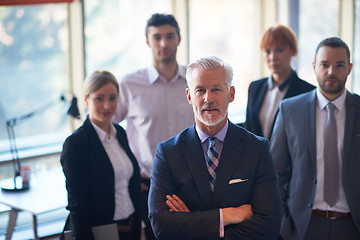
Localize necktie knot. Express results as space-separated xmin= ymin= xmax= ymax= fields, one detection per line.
xmin=209 ymin=137 xmax=216 ymax=148
xmin=326 ymin=102 xmax=336 ymax=114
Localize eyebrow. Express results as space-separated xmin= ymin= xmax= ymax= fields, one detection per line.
xmin=152 ymin=32 xmax=176 ymax=37
xmin=319 ymin=60 xmax=346 ymax=63
xmin=194 ymin=84 xmax=223 ymax=89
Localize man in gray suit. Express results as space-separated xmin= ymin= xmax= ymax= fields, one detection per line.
xmin=271 ymin=37 xmax=360 ymax=240
xmin=148 ymin=56 xmax=282 ymax=239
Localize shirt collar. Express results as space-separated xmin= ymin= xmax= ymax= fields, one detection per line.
xmin=316 ymin=87 xmax=347 ymax=111
xmin=196 ymin=120 xmax=229 ymax=143
xmin=90 ymin=119 xmax=116 ymax=141
xmin=147 ymin=63 xmax=185 ymax=85
xmin=267 ymin=69 xmax=295 ymax=91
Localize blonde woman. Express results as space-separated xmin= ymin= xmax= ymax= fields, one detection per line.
xmin=61 ymin=71 xmax=141 ymax=240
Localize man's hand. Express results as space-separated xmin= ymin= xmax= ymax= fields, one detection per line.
xmin=223 ymin=204 xmax=253 ymax=226
xmin=141 ymin=182 xmax=149 ymax=191
xmin=165 ymin=194 xmax=252 ymax=226
xmin=140 ymin=173 xmax=149 ymax=191
xmin=166 ymin=194 xmax=190 ymax=212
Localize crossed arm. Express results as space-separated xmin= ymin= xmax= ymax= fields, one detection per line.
xmin=166 ymin=194 xmax=253 ymax=226
xmin=149 ymin=139 xmax=282 ymax=239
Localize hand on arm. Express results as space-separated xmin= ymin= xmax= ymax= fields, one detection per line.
xmin=165 ymin=194 xmax=253 ymax=226
xmin=222 ymin=204 xmax=253 ymax=226
xmin=140 ymin=173 xmax=149 ymax=191
xmin=166 ymin=194 xmax=190 ymax=212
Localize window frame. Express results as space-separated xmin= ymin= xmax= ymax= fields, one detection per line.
xmin=0 ymin=0 xmax=73 ymax=6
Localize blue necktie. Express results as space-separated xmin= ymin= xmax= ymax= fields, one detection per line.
xmin=324 ymin=102 xmax=339 ymax=207
xmin=206 ymin=137 xmax=219 ymax=192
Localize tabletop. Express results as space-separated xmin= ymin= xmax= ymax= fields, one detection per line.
xmin=0 ymin=168 xmax=67 ymax=214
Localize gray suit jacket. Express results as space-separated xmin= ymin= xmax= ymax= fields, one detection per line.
xmin=148 ymin=121 xmax=281 ymax=240
xmin=270 ymin=89 xmax=360 ymax=240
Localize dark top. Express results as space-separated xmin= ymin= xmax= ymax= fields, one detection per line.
xmin=60 ymin=116 xmax=141 ymax=240
xmin=244 ymin=70 xmax=315 ymax=138
xmin=148 ymin=121 xmax=282 ymax=239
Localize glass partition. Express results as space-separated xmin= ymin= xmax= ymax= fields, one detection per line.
xmin=297 ymin=0 xmax=339 ymax=85
xmin=188 ymin=0 xmax=257 ymax=123
xmin=0 ymin=4 xmax=71 ymax=161
xmin=353 ymin=0 xmax=360 ymax=94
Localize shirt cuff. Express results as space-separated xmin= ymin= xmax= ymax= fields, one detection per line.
xmin=219 ymin=208 xmax=224 ymax=238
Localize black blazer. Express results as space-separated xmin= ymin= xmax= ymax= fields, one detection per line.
xmin=60 ymin=117 xmax=141 ymax=240
xmin=244 ymin=70 xmax=315 ymax=138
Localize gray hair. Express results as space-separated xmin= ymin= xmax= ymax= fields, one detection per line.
xmin=186 ymin=56 xmax=233 ymax=89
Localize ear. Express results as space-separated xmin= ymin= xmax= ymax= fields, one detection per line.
xmin=348 ymin=63 xmax=353 ymax=75
xmin=146 ymin=37 xmax=150 ymax=48
xmin=186 ymin=88 xmax=192 ymax=105
xmin=84 ymin=96 xmax=89 ymax=107
xmin=229 ymin=86 xmax=235 ymax=103
xmin=312 ymin=61 xmax=316 ymax=72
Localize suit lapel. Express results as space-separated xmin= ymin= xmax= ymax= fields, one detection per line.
xmin=213 ymin=123 xmax=244 ymax=207
xmin=283 ymin=70 xmax=299 ymax=99
xmin=182 ymin=125 xmax=213 ymax=208
xmin=305 ymin=91 xmax=317 ymax=173
xmin=84 ymin=118 xmax=115 ymax=190
xmin=253 ymin=81 xmax=268 ymax=136
xmin=342 ymin=92 xmax=356 ymax=167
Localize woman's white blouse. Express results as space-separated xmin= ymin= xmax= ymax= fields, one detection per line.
xmin=91 ymin=121 xmax=135 ymax=220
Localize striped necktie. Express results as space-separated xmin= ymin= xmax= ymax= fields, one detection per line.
xmin=206 ymin=137 xmax=219 ymax=192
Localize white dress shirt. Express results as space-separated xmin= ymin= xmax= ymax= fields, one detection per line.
xmin=314 ymin=88 xmax=350 ymax=212
xmin=91 ymin=121 xmax=135 ymax=220
xmin=259 ymin=76 xmax=289 ymax=139
xmin=112 ymin=64 xmax=194 ymax=178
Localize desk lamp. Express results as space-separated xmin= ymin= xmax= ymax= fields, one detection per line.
xmin=1 ymin=94 xmax=80 ymax=192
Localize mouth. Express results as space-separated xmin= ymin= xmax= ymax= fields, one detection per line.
xmin=101 ymin=112 xmax=112 ymax=117
xmin=160 ymin=49 xmax=170 ymax=55
xmin=202 ymin=108 xmax=218 ymax=113
xmin=325 ymin=77 xmax=338 ymax=84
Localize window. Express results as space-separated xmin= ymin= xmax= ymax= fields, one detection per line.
xmin=354 ymin=0 xmax=360 ymax=94
xmin=84 ymin=0 xmax=171 ymax=78
xmin=0 ymin=3 xmax=72 ymax=162
xmin=188 ymin=0 xmax=257 ymax=123
xmin=297 ymin=0 xmax=339 ymax=85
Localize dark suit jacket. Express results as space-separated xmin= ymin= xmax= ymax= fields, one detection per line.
xmin=60 ymin=117 xmax=141 ymax=240
xmin=270 ymin=90 xmax=360 ymax=240
xmin=244 ymin=70 xmax=315 ymax=138
xmin=148 ymin=121 xmax=281 ymax=240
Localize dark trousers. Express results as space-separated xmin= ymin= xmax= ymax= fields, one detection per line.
xmin=117 ymin=214 xmax=141 ymax=240
xmin=303 ymin=215 xmax=360 ymax=240
xmin=141 ymin=177 xmax=157 ymax=240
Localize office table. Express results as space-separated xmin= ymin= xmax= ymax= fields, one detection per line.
xmin=0 ymin=168 xmax=67 ymax=240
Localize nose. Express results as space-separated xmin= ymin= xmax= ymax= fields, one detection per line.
xmin=268 ymin=51 xmax=276 ymax=61
xmin=204 ymin=91 xmax=213 ymax=103
xmin=327 ymin=65 xmax=334 ymax=75
xmin=160 ymin=38 xmax=167 ymax=48
xmin=103 ymin=100 xmax=111 ymax=109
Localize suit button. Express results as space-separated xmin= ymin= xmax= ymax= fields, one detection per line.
xmin=313 ymin=179 xmax=317 ymax=184
xmin=308 ymin=203 xmax=313 ymax=208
